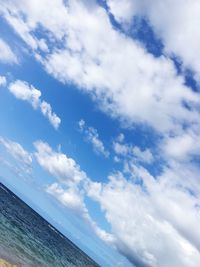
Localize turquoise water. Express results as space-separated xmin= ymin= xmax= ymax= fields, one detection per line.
xmin=0 ymin=183 xmax=100 ymax=267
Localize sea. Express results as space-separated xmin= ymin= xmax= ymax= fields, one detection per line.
xmin=0 ymin=183 xmax=100 ymax=267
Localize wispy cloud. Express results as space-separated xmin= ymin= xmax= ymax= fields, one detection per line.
xmin=0 ymin=38 xmax=18 ymax=64
xmin=0 ymin=136 xmax=32 ymax=167
xmin=46 ymin=181 xmax=114 ymax=244
xmin=0 ymin=136 xmax=32 ymax=177
xmin=113 ymin=133 xmax=154 ymax=164
xmin=0 ymin=76 xmax=7 ymax=86
xmin=9 ymin=80 xmax=61 ymax=129
xmin=78 ymin=119 xmax=109 ymax=158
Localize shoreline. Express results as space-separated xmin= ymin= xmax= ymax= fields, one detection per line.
xmin=0 ymin=258 xmax=19 ymax=267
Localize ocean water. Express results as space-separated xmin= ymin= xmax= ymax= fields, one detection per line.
xmin=0 ymin=183 xmax=100 ymax=267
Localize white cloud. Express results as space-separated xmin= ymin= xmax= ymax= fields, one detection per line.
xmin=34 ymin=141 xmax=87 ymax=185
xmin=46 ymin=182 xmax=87 ymax=215
xmin=87 ymin=168 xmax=200 ymax=267
xmin=0 ymin=136 xmax=32 ymax=169
xmin=106 ymin=0 xmax=137 ymax=23
xmin=113 ymin=134 xmax=154 ymax=164
xmin=34 ymin=139 xmax=115 ymax=244
xmin=0 ymin=38 xmax=18 ymax=64
xmin=0 ymin=156 xmax=31 ymax=179
xmin=163 ymin=129 xmax=200 ymax=162
xmin=132 ymin=146 xmax=154 ymax=164
xmin=113 ymin=142 xmax=129 ymax=156
xmin=78 ymin=119 xmax=109 ymax=157
xmin=34 ymin=138 xmax=200 ymax=267
xmin=46 ymin=181 xmax=115 ymax=245
xmin=1 ymin=1 xmax=200 ymax=266
xmin=42 ymin=3 xmax=199 ymax=134
xmin=1 ymin=1 xmax=199 ymax=134
xmin=40 ymin=101 xmax=61 ymax=130
xmin=8 ymin=80 xmax=61 ymax=129
xmin=106 ymin=0 xmax=200 ymax=83
xmin=9 ymin=80 xmax=41 ymax=108
xmin=0 ymin=76 xmax=7 ymax=86
xmin=116 ymin=133 xmax=125 ymax=143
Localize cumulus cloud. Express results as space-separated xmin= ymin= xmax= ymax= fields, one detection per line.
xmin=42 ymin=2 xmax=199 ymax=134
xmin=9 ymin=80 xmax=41 ymax=107
xmin=0 ymin=76 xmax=7 ymax=86
xmin=33 ymin=139 xmax=114 ymax=243
xmin=0 ymin=38 xmax=18 ymax=64
xmin=1 ymin=0 xmax=199 ymax=134
xmin=87 ymin=167 xmax=200 ymax=267
xmin=8 ymin=80 xmax=61 ymax=129
xmin=106 ymin=0 xmax=200 ymax=83
xmin=1 ymin=1 xmax=200 ymax=266
xmin=37 ymin=140 xmax=114 ymax=244
xmin=78 ymin=119 xmax=109 ymax=157
xmin=34 ymin=140 xmax=87 ymax=185
xmin=162 ymin=129 xmax=200 ymax=162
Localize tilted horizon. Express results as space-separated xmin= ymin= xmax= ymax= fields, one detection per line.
xmin=0 ymin=1 xmax=200 ymax=266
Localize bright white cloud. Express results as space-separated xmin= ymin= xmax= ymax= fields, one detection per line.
xmin=87 ymin=167 xmax=200 ymax=267
xmin=40 ymin=101 xmax=61 ymax=130
xmin=0 ymin=38 xmax=18 ymax=64
xmin=8 ymin=80 xmax=61 ymax=129
xmin=1 ymin=1 xmax=200 ymax=266
xmin=35 ymin=140 xmax=114 ymax=243
xmin=0 ymin=76 xmax=7 ymax=86
xmin=42 ymin=3 xmax=199 ymax=134
xmin=9 ymin=80 xmax=41 ymax=108
xmin=163 ymin=129 xmax=200 ymax=162
xmin=34 ymin=141 xmax=87 ymax=185
xmin=106 ymin=0 xmax=200 ymax=83
xmin=1 ymin=1 xmax=199 ymax=134
xmin=78 ymin=119 xmax=109 ymax=157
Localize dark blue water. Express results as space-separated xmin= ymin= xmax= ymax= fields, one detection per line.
xmin=0 ymin=183 xmax=100 ymax=267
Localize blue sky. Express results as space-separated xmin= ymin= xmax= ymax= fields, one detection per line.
xmin=0 ymin=1 xmax=200 ymax=267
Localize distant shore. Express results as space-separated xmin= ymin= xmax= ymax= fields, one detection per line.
xmin=0 ymin=258 xmax=19 ymax=267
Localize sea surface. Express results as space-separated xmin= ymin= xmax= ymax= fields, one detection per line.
xmin=0 ymin=183 xmax=100 ymax=267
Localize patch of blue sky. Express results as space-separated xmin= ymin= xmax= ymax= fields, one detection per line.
xmin=122 ymin=121 xmax=161 ymax=151
xmin=130 ymin=17 xmax=164 ymax=58
xmin=184 ymin=69 xmax=200 ymax=93
xmin=98 ymin=0 xmax=125 ymax=34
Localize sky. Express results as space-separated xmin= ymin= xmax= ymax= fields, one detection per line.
xmin=0 ymin=0 xmax=200 ymax=266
